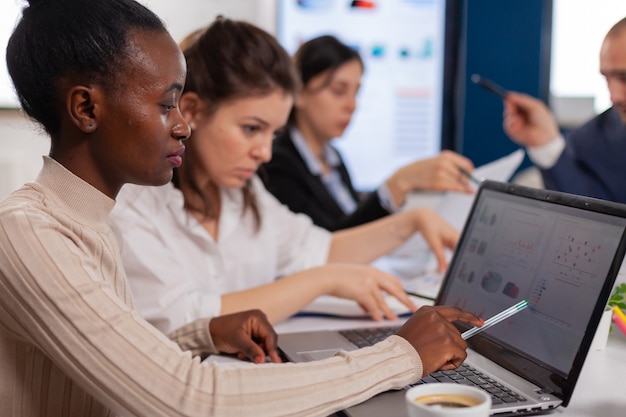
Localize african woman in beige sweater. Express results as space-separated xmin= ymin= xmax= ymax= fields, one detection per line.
xmin=0 ymin=1 xmax=481 ymax=416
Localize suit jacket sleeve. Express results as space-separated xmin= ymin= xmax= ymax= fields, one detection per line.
xmin=539 ymin=108 xmax=626 ymax=203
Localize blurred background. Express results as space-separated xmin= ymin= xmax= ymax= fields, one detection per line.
xmin=2 ymin=0 xmax=626 ymax=198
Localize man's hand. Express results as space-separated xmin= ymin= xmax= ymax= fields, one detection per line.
xmin=209 ymin=309 xmax=281 ymax=363
xmin=503 ymin=92 xmax=560 ymax=147
xmin=396 ymin=306 xmax=483 ymax=376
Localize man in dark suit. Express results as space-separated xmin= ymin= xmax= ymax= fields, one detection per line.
xmin=502 ymin=17 xmax=626 ymax=204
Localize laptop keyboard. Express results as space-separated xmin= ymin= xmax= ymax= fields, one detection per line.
xmin=416 ymin=364 xmax=527 ymax=405
xmin=338 ymin=327 xmax=527 ymax=406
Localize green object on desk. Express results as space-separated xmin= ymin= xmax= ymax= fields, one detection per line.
xmin=608 ymin=282 xmax=626 ymax=310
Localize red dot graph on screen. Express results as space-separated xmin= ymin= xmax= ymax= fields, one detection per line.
xmin=554 ymin=234 xmax=602 ymax=271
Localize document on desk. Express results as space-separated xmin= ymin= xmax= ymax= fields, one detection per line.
xmin=298 ymin=294 xmax=432 ymax=318
xmin=407 ymin=150 xmax=525 ymax=294
xmin=403 ymin=271 xmax=444 ymax=300
xmin=373 ymin=149 xmax=526 ymax=295
xmin=438 ymin=149 xmax=525 ymax=230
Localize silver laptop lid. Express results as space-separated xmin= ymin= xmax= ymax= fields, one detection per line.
xmin=436 ymin=180 xmax=626 ymax=406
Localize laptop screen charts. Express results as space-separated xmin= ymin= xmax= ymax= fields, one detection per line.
xmin=279 ymin=181 xmax=626 ymax=415
xmin=438 ymin=182 xmax=626 ymax=404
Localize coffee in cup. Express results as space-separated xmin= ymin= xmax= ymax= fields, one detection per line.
xmin=405 ymin=383 xmax=491 ymax=417
xmin=414 ymin=393 xmax=484 ymax=408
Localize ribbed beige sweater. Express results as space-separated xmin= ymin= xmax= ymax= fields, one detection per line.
xmin=0 ymin=157 xmax=423 ymax=417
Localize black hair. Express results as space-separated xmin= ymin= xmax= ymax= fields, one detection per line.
xmin=293 ymin=35 xmax=363 ymax=89
xmin=288 ymin=35 xmax=363 ymax=125
xmin=6 ymin=0 xmax=166 ymax=135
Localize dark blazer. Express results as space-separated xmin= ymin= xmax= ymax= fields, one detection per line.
xmin=261 ymin=130 xmax=390 ymax=231
xmin=541 ymin=107 xmax=626 ymax=204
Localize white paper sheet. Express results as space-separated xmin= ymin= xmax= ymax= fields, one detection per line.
xmin=439 ymin=149 xmax=525 ymax=230
xmin=372 ymin=149 xmax=526 ymax=284
xmin=298 ymin=294 xmax=432 ymax=318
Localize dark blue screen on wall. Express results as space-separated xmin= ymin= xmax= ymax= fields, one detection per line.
xmin=457 ymin=0 xmax=553 ymax=168
xmin=275 ymin=0 xmax=552 ymax=186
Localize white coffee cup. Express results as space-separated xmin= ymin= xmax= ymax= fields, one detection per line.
xmin=405 ymin=383 xmax=491 ymax=417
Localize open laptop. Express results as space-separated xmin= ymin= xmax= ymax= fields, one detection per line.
xmin=278 ymin=180 xmax=626 ymax=416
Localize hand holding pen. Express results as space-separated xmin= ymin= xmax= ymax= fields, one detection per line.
xmin=388 ymin=150 xmax=475 ymax=198
xmin=471 ymin=74 xmax=509 ymax=100
xmin=471 ymin=73 xmax=561 ymax=148
xmin=458 ymin=166 xmax=482 ymax=187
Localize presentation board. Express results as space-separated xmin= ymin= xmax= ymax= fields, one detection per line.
xmin=277 ymin=0 xmax=453 ymax=190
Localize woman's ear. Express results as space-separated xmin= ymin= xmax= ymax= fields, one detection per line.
xmin=66 ymin=85 xmax=100 ymax=133
xmin=180 ymin=92 xmax=203 ymax=129
xmin=294 ymin=90 xmax=307 ymax=111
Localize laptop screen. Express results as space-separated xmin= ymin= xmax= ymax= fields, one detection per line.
xmin=437 ymin=181 xmax=626 ymax=404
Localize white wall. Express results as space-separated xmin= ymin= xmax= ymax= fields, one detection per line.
xmin=0 ymin=0 xmax=275 ymax=200
xmin=143 ymin=0 xmax=277 ymax=42
xmin=0 ymin=110 xmax=49 ymax=199
xmin=550 ymin=0 xmax=626 ymax=114
xmin=3 ymin=0 xmax=626 ymax=199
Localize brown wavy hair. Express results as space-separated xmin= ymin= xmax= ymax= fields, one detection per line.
xmin=173 ymin=17 xmax=299 ymax=229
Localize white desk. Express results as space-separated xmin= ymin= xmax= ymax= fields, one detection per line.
xmin=274 ymin=314 xmax=626 ymax=417
xmin=551 ymin=328 xmax=626 ymax=416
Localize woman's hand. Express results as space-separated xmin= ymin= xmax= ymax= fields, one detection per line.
xmin=386 ymin=150 xmax=475 ymax=206
xmin=396 ymin=305 xmax=483 ymax=376
xmin=503 ymin=92 xmax=560 ymax=147
xmin=320 ymin=263 xmax=417 ymax=321
xmin=209 ymin=309 xmax=281 ymax=363
xmin=410 ymin=208 xmax=459 ymax=272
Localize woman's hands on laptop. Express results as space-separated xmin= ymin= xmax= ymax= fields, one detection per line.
xmin=396 ymin=306 xmax=484 ymax=376
xmin=411 ymin=209 xmax=460 ymax=273
xmin=209 ymin=309 xmax=282 ymax=363
xmin=321 ymin=264 xmax=417 ymax=321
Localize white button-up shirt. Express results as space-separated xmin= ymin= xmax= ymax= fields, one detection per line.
xmin=110 ymin=177 xmax=331 ymax=334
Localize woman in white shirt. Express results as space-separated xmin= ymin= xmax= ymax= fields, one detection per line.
xmin=111 ymin=18 xmax=459 ymax=335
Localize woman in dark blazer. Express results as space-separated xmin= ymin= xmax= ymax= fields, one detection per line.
xmin=267 ymin=128 xmax=388 ymax=231
xmin=262 ymin=35 xmax=475 ymax=231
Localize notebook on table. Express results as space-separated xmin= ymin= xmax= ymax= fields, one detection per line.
xmin=278 ymin=180 xmax=626 ymax=416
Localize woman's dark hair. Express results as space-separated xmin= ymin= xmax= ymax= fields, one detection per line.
xmin=174 ymin=17 xmax=299 ymax=228
xmin=288 ymin=35 xmax=363 ymax=125
xmin=294 ymin=35 xmax=363 ymax=88
xmin=6 ymin=0 xmax=166 ymax=136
